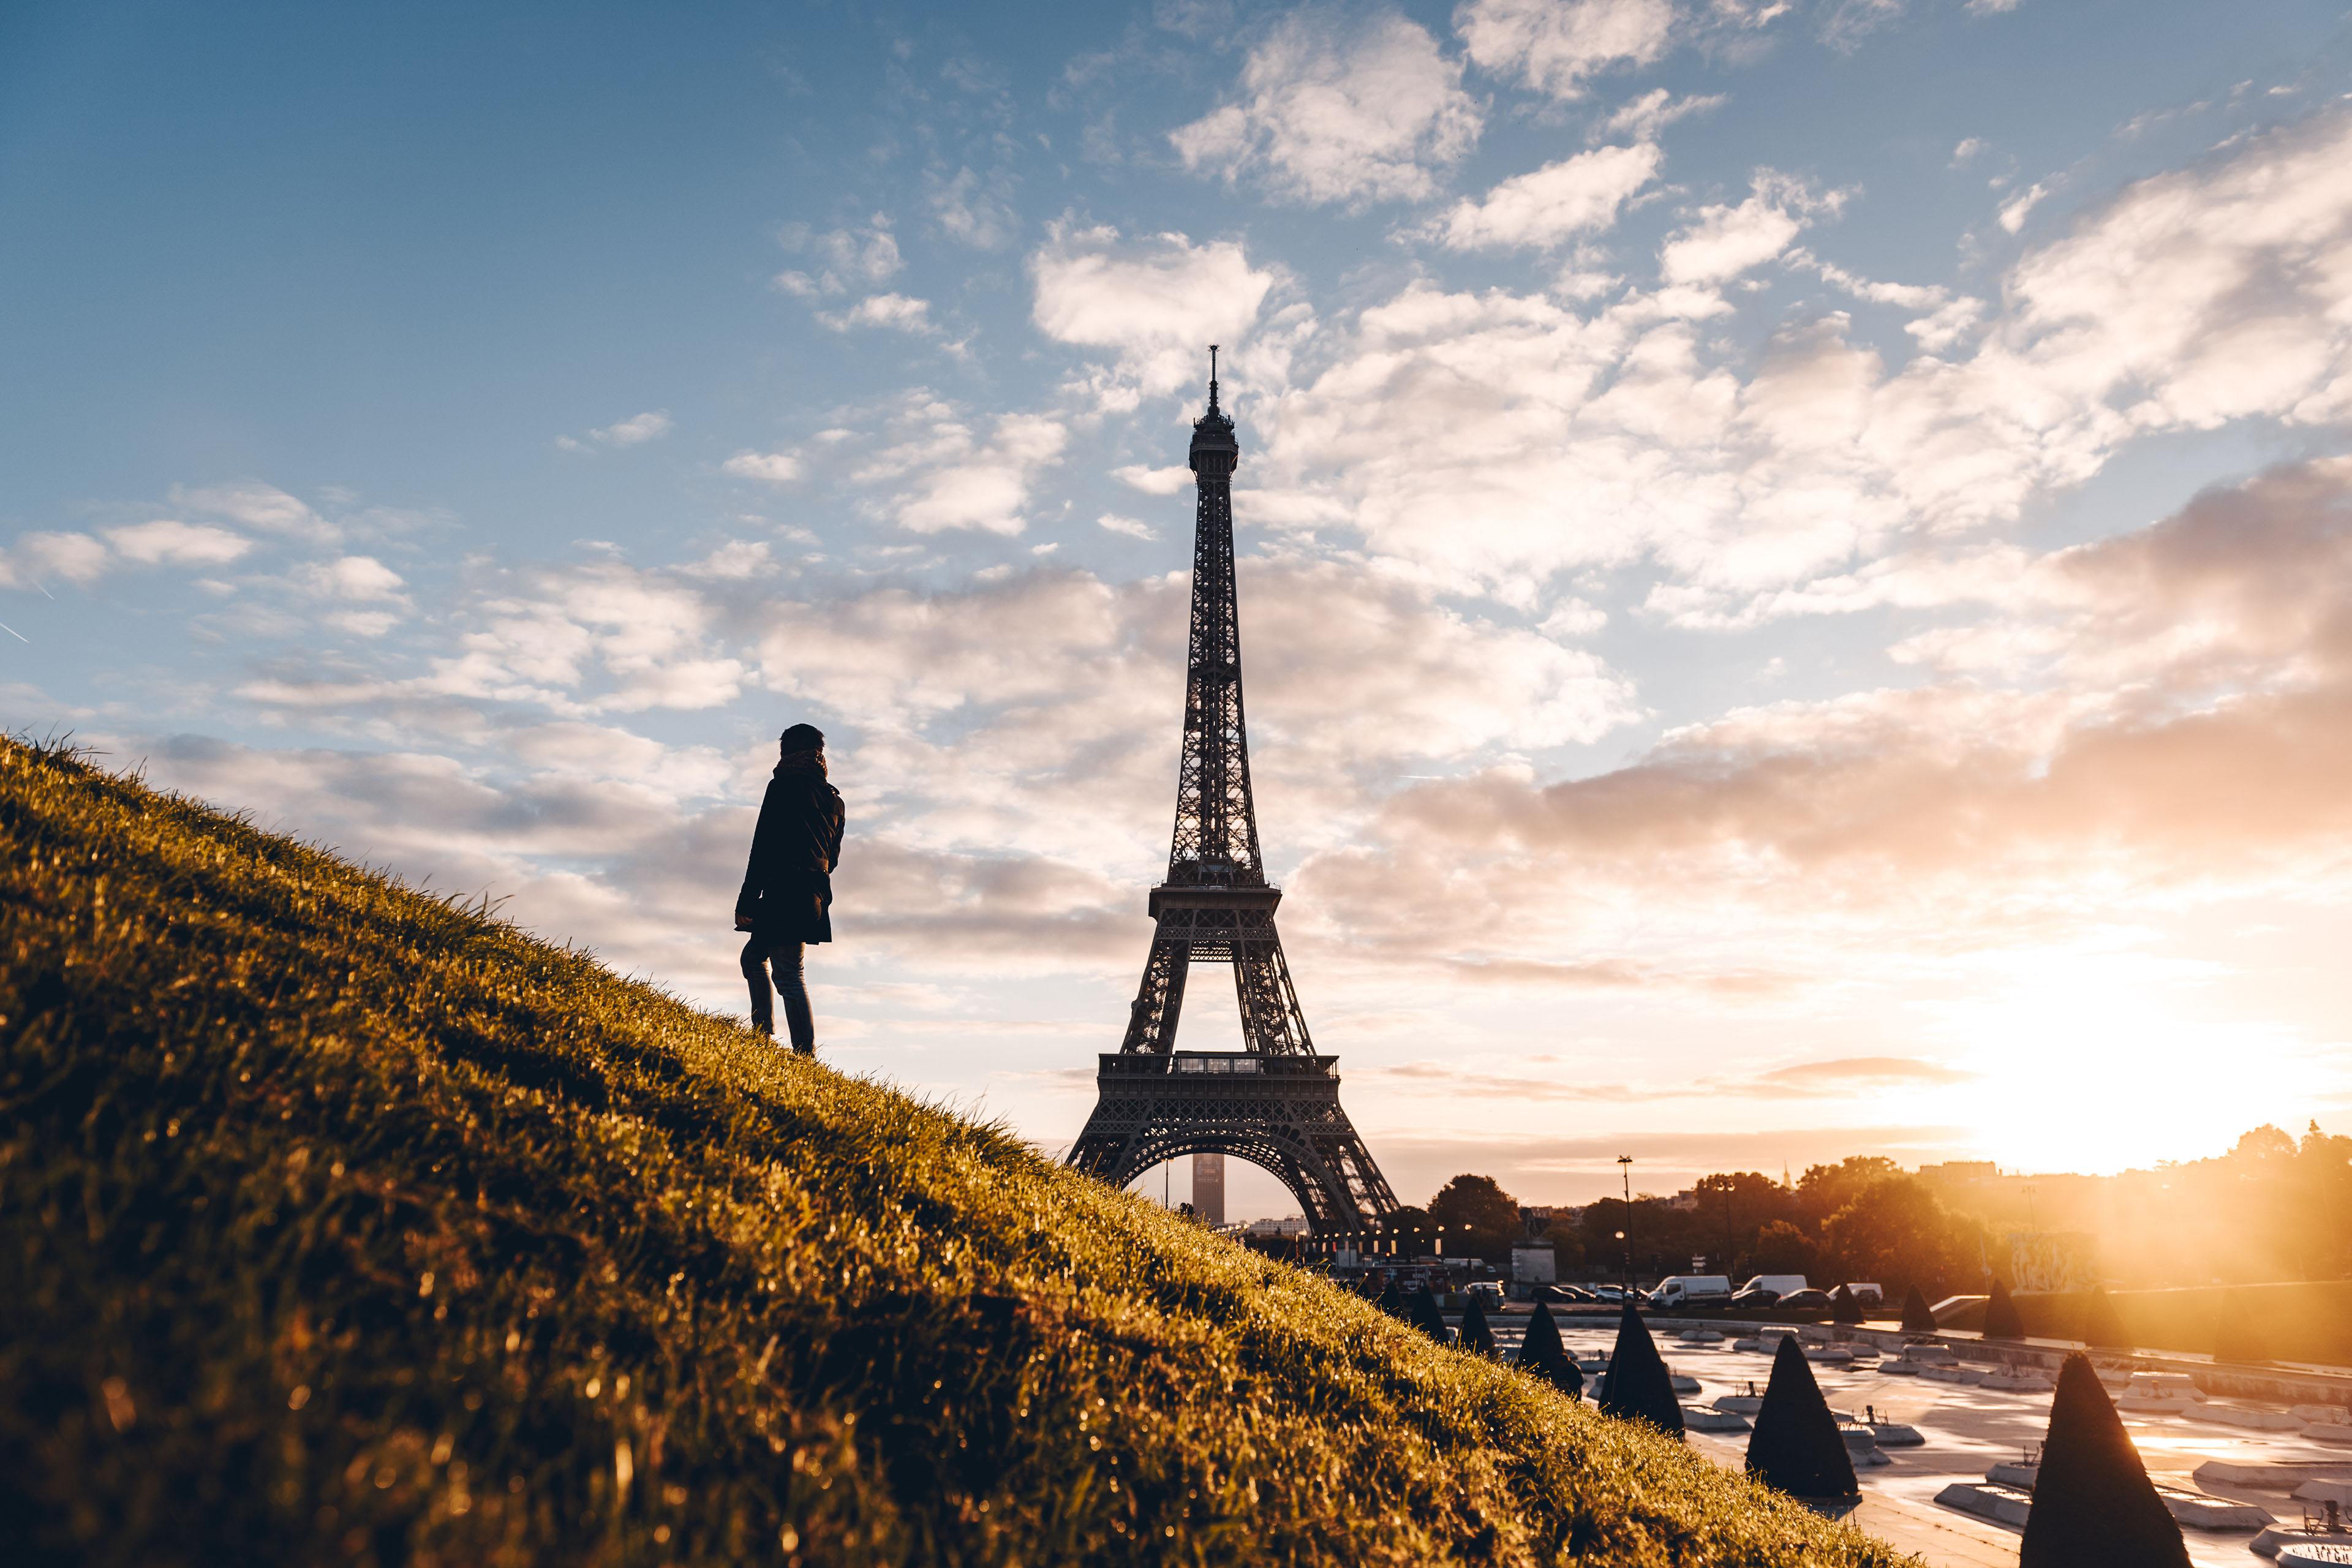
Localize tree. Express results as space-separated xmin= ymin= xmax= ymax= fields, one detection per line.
xmin=1817 ymin=1175 xmax=1969 ymax=1300
xmin=1796 ymin=1156 xmax=1905 ymax=1229
xmin=1746 ymin=1336 xmax=1857 ymax=1499
xmin=1749 ymin=1219 xmax=1817 ymax=1278
xmin=2018 ymin=1355 xmax=2189 ymax=1567
xmin=1599 ymin=1301 xmax=1684 ymax=1438
xmin=1692 ymin=1171 xmax=1797 ymax=1278
xmin=1427 ymin=1174 xmax=1521 ymax=1264
xmin=1983 ymin=1279 xmax=2024 ymax=1340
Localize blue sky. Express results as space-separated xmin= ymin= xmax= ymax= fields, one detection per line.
xmin=9 ymin=0 xmax=2352 ymax=1217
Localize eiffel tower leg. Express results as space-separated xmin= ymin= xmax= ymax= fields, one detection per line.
xmin=1232 ymin=916 xmax=1312 ymax=1056
xmin=1120 ymin=930 xmax=1191 ymax=1054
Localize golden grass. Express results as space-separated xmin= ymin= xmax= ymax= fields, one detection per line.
xmin=0 ymin=736 xmax=1914 ymax=1566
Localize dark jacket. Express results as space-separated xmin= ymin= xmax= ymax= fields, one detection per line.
xmin=737 ymin=764 xmax=846 ymax=942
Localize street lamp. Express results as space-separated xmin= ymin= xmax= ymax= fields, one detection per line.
xmin=1618 ymin=1155 xmax=1635 ymax=1292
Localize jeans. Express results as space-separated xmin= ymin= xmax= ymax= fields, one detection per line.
xmin=741 ymin=935 xmax=814 ymax=1054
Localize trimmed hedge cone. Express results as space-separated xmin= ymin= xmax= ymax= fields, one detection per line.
xmin=1457 ymin=1293 xmax=1497 ymax=1356
xmin=1599 ymin=1300 xmax=1685 ymax=1438
xmin=1983 ymin=1278 xmax=2026 ymax=1340
xmin=1516 ymin=1302 xmax=1583 ymax=1396
xmin=1899 ymin=1285 xmax=1937 ymax=1333
xmin=2018 ymin=1354 xmax=2190 ymax=1568
xmin=2079 ymin=1285 xmax=2130 ymax=1350
xmin=1746 ymin=1335 xmax=1858 ymax=1501
xmin=1831 ymin=1284 xmax=1863 ymax=1324
xmin=1411 ymin=1289 xmax=1453 ymax=1346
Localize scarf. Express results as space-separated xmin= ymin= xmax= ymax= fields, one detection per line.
xmin=775 ymin=747 xmax=827 ymax=779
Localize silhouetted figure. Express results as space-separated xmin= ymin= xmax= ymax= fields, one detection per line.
xmin=736 ymin=723 xmax=845 ymax=1054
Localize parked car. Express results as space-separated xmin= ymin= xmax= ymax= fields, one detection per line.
xmin=1775 ymin=1288 xmax=1834 ymax=1313
xmin=1839 ymin=1283 xmax=1884 ymax=1305
xmin=1647 ymin=1274 xmax=1732 ymax=1309
xmin=1591 ymin=1284 xmax=1629 ymax=1304
xmin=1536 ymin=1283 xmax=1596 ymax=1303
xmin=1727 ymin=1286 xmax=1782 ymax=1310
xmin=1466 ymin=1281 xmax=1504 ymax=1308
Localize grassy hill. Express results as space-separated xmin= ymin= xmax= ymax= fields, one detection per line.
xmin=0 ymin=736 xmax=1909 ymax=1566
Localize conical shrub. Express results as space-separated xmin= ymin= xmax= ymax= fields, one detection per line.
xmin=1598 ymin=1299 xmax=1684 ymax=1438
xmin=1983 ymin=1278 xmax=2025 ymax=1340
xmin=1899 ymin=1284 xmax=1937 ymax=1332
xmin=1375 ymin=1280 xmax=1403 ymax=1318
xmin=1515 ymin=1302 xmax=1582 ymax=1395
xmin=2079 ymin=1285 xmax=2130 ymax=1349
xmin=1831 ymin=1283 xmax=1863 ymax=1324
xmin=2018 ymin=1353 xmax=2189 ymax=1568
xmin=1410 ymin=1288 xmax=1452 ymax=1345
xmin=2212 ymin=1287 xmax=2270 ymax=1366
xmin=1457 ymin=1293 xmax=1496 ymax=1355
xmin=1746 ymin=1335 xmax=1858 ymax=1499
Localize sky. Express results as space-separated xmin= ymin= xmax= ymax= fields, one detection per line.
xmin=8 ymin=0 xmax=2352 ymax=1220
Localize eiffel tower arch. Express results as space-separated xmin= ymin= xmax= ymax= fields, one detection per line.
xmin=1067 ymin=353 xmax=1403 ymax=1237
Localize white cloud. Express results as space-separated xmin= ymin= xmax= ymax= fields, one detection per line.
xmin=1170 ymin=9 xmax=1482 ymax=207
xmin=1659 ymin=171 xmax=1841 ymax=285
xmin=293 ymin=556 xmax=407 ymax=602
xmin=818 ymin=293 xmax=936 ymax=333
xmin=102 ymin=520 xmax=253 ymax=567
xmin=679 ymin=541 xmax=777 ymax=579
xmin=0 ymin=531 xmax=110 ymax=588
xmin=174 ymin=482 xmax=336 ymax=543
xmin=563 ymin=410 xmax=674 ymax=451
xmin=1950 ymin=136 xmax=1988 ymax=167
xmin=883 ymin=412 xmax=1070 ymax=536
xmin=1433 ymin=142 xmax=1663 ymax=250
xmin=1098 ymin=513 xmax=1160 ymax=540
xmin=1029 ymin=223 xmax=1278 ymax=398
xmin=1600 ymin=87 xmax=1724 ymax=140
xmin=722 ymin=450 xmax=802 ymax=484
xmin=1997 ymin=181 xmax=2049 ymax=233
xmin=927 ymin=166 xmax=1019 ymax=251
xmin=1112 ymin=464 xmax=1194 ymax=496
xmin=1455 ymin=0 xmax=1677 ymax=100
xmin=773 ymin=217 xmax=903 ymax=296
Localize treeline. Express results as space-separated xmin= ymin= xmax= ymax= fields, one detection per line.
xmin=1427 ymin=1120 xmax=2352 ymax=1302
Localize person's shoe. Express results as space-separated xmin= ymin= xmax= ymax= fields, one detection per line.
xmin=793 ymin=1039 xmax=816 ymax=1058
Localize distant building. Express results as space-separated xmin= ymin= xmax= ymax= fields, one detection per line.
xmin=1242 ymin=1216 xmax=1310 ymax=1237
xmin=1919 ymin=1161 xmax=2001 ymax=1185
xmin=1191 ymin=1152 xmax=1225 ymax=1226
xmin=1669 ymin=1189 xmax=1701 ymax=1210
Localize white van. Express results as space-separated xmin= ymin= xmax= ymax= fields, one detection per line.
xmin=1735 ymin=1275 xmax=1809 ymax=1300
xmin=1647 ymin=1275 xmax=1732 ymax=1308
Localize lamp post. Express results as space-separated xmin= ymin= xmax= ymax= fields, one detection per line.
xmin=1618 ymin=1156 xmax=1635 ymax=1293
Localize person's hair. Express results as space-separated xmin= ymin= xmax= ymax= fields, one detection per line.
xmin=778 ymin=723 xmax=826 ymax=753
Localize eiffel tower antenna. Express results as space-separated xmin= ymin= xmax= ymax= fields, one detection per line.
xmin=1068 ymin=356 xmax=1403 ymax=1237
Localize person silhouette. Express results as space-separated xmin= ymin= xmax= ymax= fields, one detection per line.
xmin=736 ymin=723 xmax=845 ymax=1054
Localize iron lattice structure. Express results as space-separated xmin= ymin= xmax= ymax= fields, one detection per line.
xmin=1067 ymin=357 xmax=1403 ymax=1236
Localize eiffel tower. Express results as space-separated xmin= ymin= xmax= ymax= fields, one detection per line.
xmin=1067 ymin=352 xmax=1403 ymax=1237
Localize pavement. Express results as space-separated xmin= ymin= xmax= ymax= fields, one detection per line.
xmin=1497 ymin=1314 xmax=2352 ymax=1568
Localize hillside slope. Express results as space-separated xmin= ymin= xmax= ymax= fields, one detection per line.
xmin=0 ymin=737 xmax=1909 ymax=1566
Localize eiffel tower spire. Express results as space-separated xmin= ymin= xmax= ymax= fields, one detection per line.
xmin=1067 ymin=356 xmax=1403 ymax=1237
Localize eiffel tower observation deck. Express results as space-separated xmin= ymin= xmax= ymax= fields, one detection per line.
xmin=1066 ymin=352 xmax=1403 ymax=1237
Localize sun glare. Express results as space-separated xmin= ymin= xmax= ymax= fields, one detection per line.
xmin=1929 ymin=956 xmax=2312 ymax=1175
